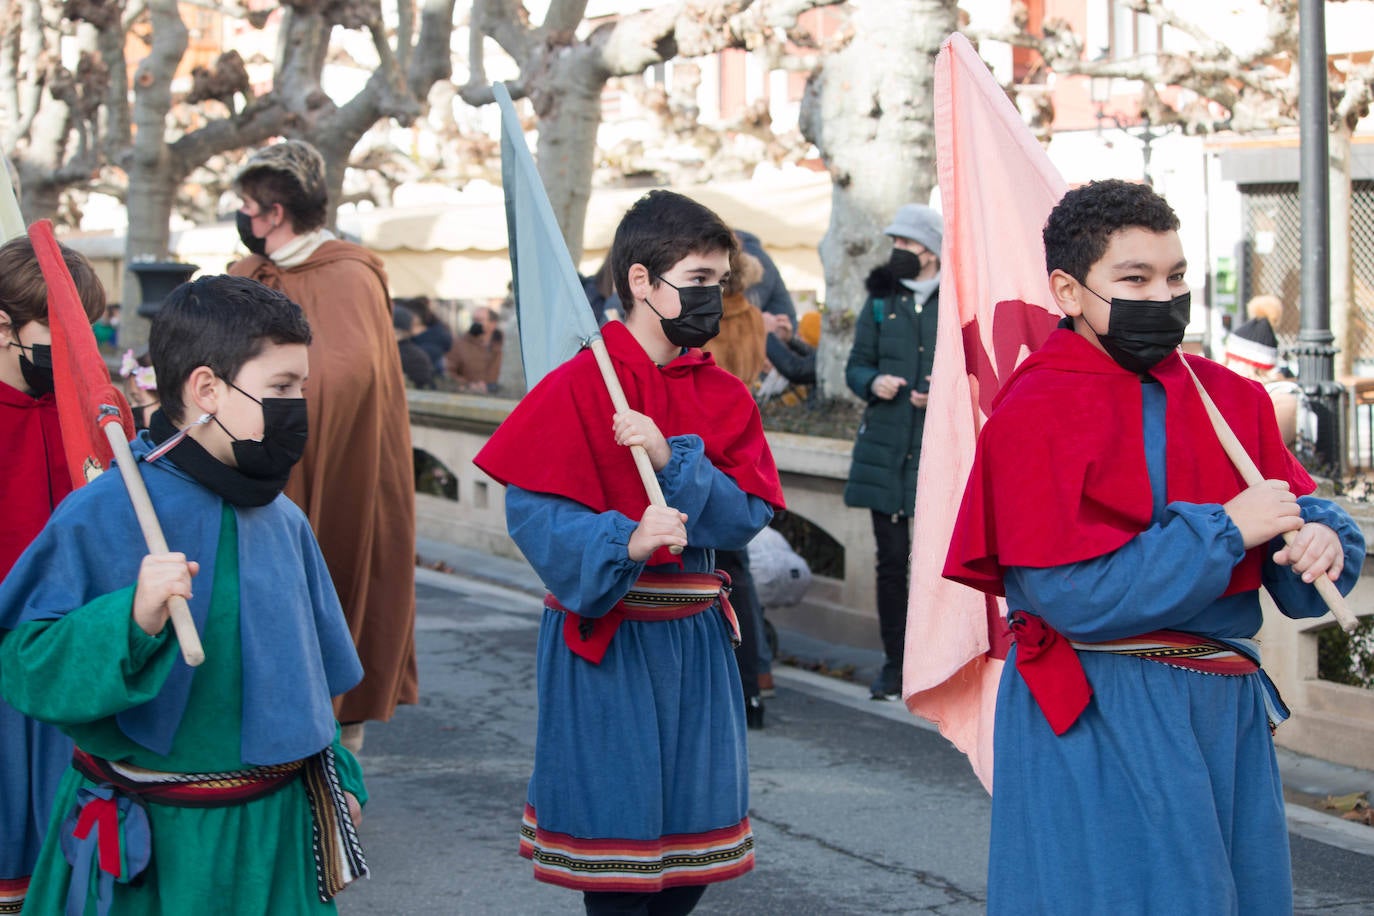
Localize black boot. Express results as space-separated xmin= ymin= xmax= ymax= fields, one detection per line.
xmin=745 ymin=696 xmax=765 ymax=730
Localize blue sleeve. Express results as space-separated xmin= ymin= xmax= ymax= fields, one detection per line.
xmin=506 ymin=486 xmax=644 ymax=618
xmin=1005 ymin=502 xmax=1245 ymax=641
xmin=657 ymin=435 xmax=774 ymax=550
xmin=1261 ymin=495 xmax=1366 ymax=619
xmin=766 ymin=335 xmax=816 ymax=384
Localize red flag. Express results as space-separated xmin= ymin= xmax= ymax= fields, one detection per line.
xmin=29 ymin=220 xmax=134 ymax=488
xmin=904 ymin=34 xmax=1067 ymax=791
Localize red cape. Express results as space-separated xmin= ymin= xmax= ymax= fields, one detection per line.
xmin=1 ymin=381 xmax=72 ymax=579
xmin=475 ymin=321 xmax=784 ymax=566
xmin=944 ymin=328 xmax=1313 ymax=597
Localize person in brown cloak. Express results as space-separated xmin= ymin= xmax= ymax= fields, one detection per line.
xmin=228 ymin=140 xmax=418 ymax=749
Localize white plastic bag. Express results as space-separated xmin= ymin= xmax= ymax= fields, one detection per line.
xmin=747 ymin=526 xmax=812 ymax=607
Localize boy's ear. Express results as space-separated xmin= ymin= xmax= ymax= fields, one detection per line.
xmin=1049 ymin=269 xmax=1084 ymax=317
xmin=627 ymin=263 xmax=654 ymax=303
xmin=184 ymin=365 xmax=224 ymax=416
xmin=0 ymin=309 xmax=11 ymax=344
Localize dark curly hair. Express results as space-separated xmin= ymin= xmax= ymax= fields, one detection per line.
xmin=1043 ymin=180 xmax=1180 ymax=282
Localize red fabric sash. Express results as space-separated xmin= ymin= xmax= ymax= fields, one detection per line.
xmin=545 ymin=571 xmax=738 ymax=664
xmin=1008 ymin=612 xmax=1091 ymax=736
xmin=72 ymin=797 xmax=122 ymax=877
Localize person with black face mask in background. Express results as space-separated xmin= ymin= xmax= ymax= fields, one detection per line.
xmin=228 ymin=140 xmax=417 ymax=755
xmin=0 ymin=235 xmax=107 ymax=915
xmin=843 ymin=203 xmax=942 ymax=701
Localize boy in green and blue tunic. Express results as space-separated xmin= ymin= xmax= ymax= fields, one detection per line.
xmin=0 ymin=275 xmax=366 ymax=915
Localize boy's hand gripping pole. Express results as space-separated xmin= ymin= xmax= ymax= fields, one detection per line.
xmin=1178 ymin=359 xmax=1359 ymax=633
xmin=99 ymin=406 xmax=206 ymax=665
xmin=588 ymin=337 xmax=684 ymax=555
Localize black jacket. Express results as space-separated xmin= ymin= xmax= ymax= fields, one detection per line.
xmin=842 ymin=264 xmax=939 ymax=516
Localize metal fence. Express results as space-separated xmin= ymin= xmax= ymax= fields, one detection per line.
xmin=1241 ymin=181 xmax=1374 ymax=373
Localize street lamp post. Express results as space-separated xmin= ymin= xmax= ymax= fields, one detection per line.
xmin=1293 ymin=0 xmax=1345 ymax=475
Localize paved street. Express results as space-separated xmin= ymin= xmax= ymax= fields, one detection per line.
xmin=338 ymin=566 xmax=1374 ymax=915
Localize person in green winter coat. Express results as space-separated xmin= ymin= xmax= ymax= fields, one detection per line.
xmin=843 ymin=204 xmax=942 ymax=700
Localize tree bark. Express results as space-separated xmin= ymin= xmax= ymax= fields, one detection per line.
xmin=532 ymin=46 xmax=609 ymax=261
xmin=120 ymin=0 xmax=187 ymax=348
xmin=800 ymin=0 xmax=957 ymax=399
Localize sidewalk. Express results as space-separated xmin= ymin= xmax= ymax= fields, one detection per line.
xmin=416 ymin=536 xmax=1374 ymax=858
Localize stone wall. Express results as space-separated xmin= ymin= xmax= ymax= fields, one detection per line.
xmin=408 ymin=389 xmax=1374 ymax=767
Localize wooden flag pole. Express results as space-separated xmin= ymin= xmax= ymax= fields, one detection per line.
xmin=99 ymin=407 xmax=206 ymax=665
xmin=1178 ymin=358 xmax=1358 ymax=633
xmin=588 ymin=337 xmax=683 ymax=554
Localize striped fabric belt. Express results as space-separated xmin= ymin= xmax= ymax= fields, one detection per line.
xmin=545 ymin=571 xmax=739 ymax=664
xmin=72 ymin=748 xmax=304 ymax=806
xmin=1009 ymin=612 xmax=1289 ymax=737
xmin=0 ymin=877 xmax=27 ymax=915
xmin=66 ymin=746 xmax=367 ymax=908
xmin=1070 ymin=631 xmax=1261 ymax=675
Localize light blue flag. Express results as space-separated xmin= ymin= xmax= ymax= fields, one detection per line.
xmin=495 ymin=82 xmax=602 ymax=388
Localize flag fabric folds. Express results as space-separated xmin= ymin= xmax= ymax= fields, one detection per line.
xmin=903 ymin=33 xmax=1067 ymax=791
xmin=494 ymin=82 xmax=602 ymax=389
xmin=30 ymin=219 xmax=134 ymax=488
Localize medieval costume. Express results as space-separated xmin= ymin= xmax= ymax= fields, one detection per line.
xmin=0 ymin=382 xmax=75 ymax=914
xmin=945 ymin=328 xmax=1365 ymax=914
xmin=0 ymin=433 xmax=366 ymax=915
xmin=230 ymin=241 xmax=418 ymax=723
xmin=475 ymin=320 xmax=784 ymax=893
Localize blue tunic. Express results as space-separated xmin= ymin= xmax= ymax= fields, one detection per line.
xmin=0 ymin=698 xmax=70 ymax=892
xmin=510 ymin=434 xmax=772 ymax=847
xmin=988 ymin=383 xmax=1364 ymax=914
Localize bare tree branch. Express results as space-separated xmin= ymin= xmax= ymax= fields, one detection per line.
xmin=168 ymin=97 xmax=294 ymax=176
xmin=543 ymin=0 xmax=590 ymax=35
xmin=406 ymin=0 xmax=457 ymax=100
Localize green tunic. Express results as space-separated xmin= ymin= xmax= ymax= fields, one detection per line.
xmin=0 ymin=508 xmax=366 ymax=916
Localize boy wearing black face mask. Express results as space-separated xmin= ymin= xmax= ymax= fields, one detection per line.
xmin=0 ymin=275 xmax=368 ymax=915
xmin=944 ymin=180 xmax=1364 ymax=914
xmin=475 ymin=190 xmax=784 ymax=915
xmin=843 ymin=203 xmax=943 ymax=701
xmin=0 ymin=236 xmax=106 ymax=914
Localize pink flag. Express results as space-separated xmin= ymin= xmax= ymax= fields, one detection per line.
xmin=903 ymin=33 xmax=1067 ymax=791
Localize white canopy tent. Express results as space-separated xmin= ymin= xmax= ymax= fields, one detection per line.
xmin=65 ymin=170 xmax=832 ymax=307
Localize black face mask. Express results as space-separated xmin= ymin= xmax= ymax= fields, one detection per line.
xmin=1083 ymin=287 xmax=1191 ymax=374
xmin=211 ymin=381 xmax=308 ymax=485
xmin=148 ymin=410 xmax=284 ymax=508
xmin=888 ymin=248 xmax=923 ymax=281
xmin=10 ymin=340 xmax=54 ymax=396
xmin=644 ymin=276 xmax=724 ymax=349
xmin=236 ymin=210 xmax=268 ymax=257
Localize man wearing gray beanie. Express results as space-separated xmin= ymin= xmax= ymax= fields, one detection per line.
xmin=843 ymin=203 xmax=942 ymax=700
